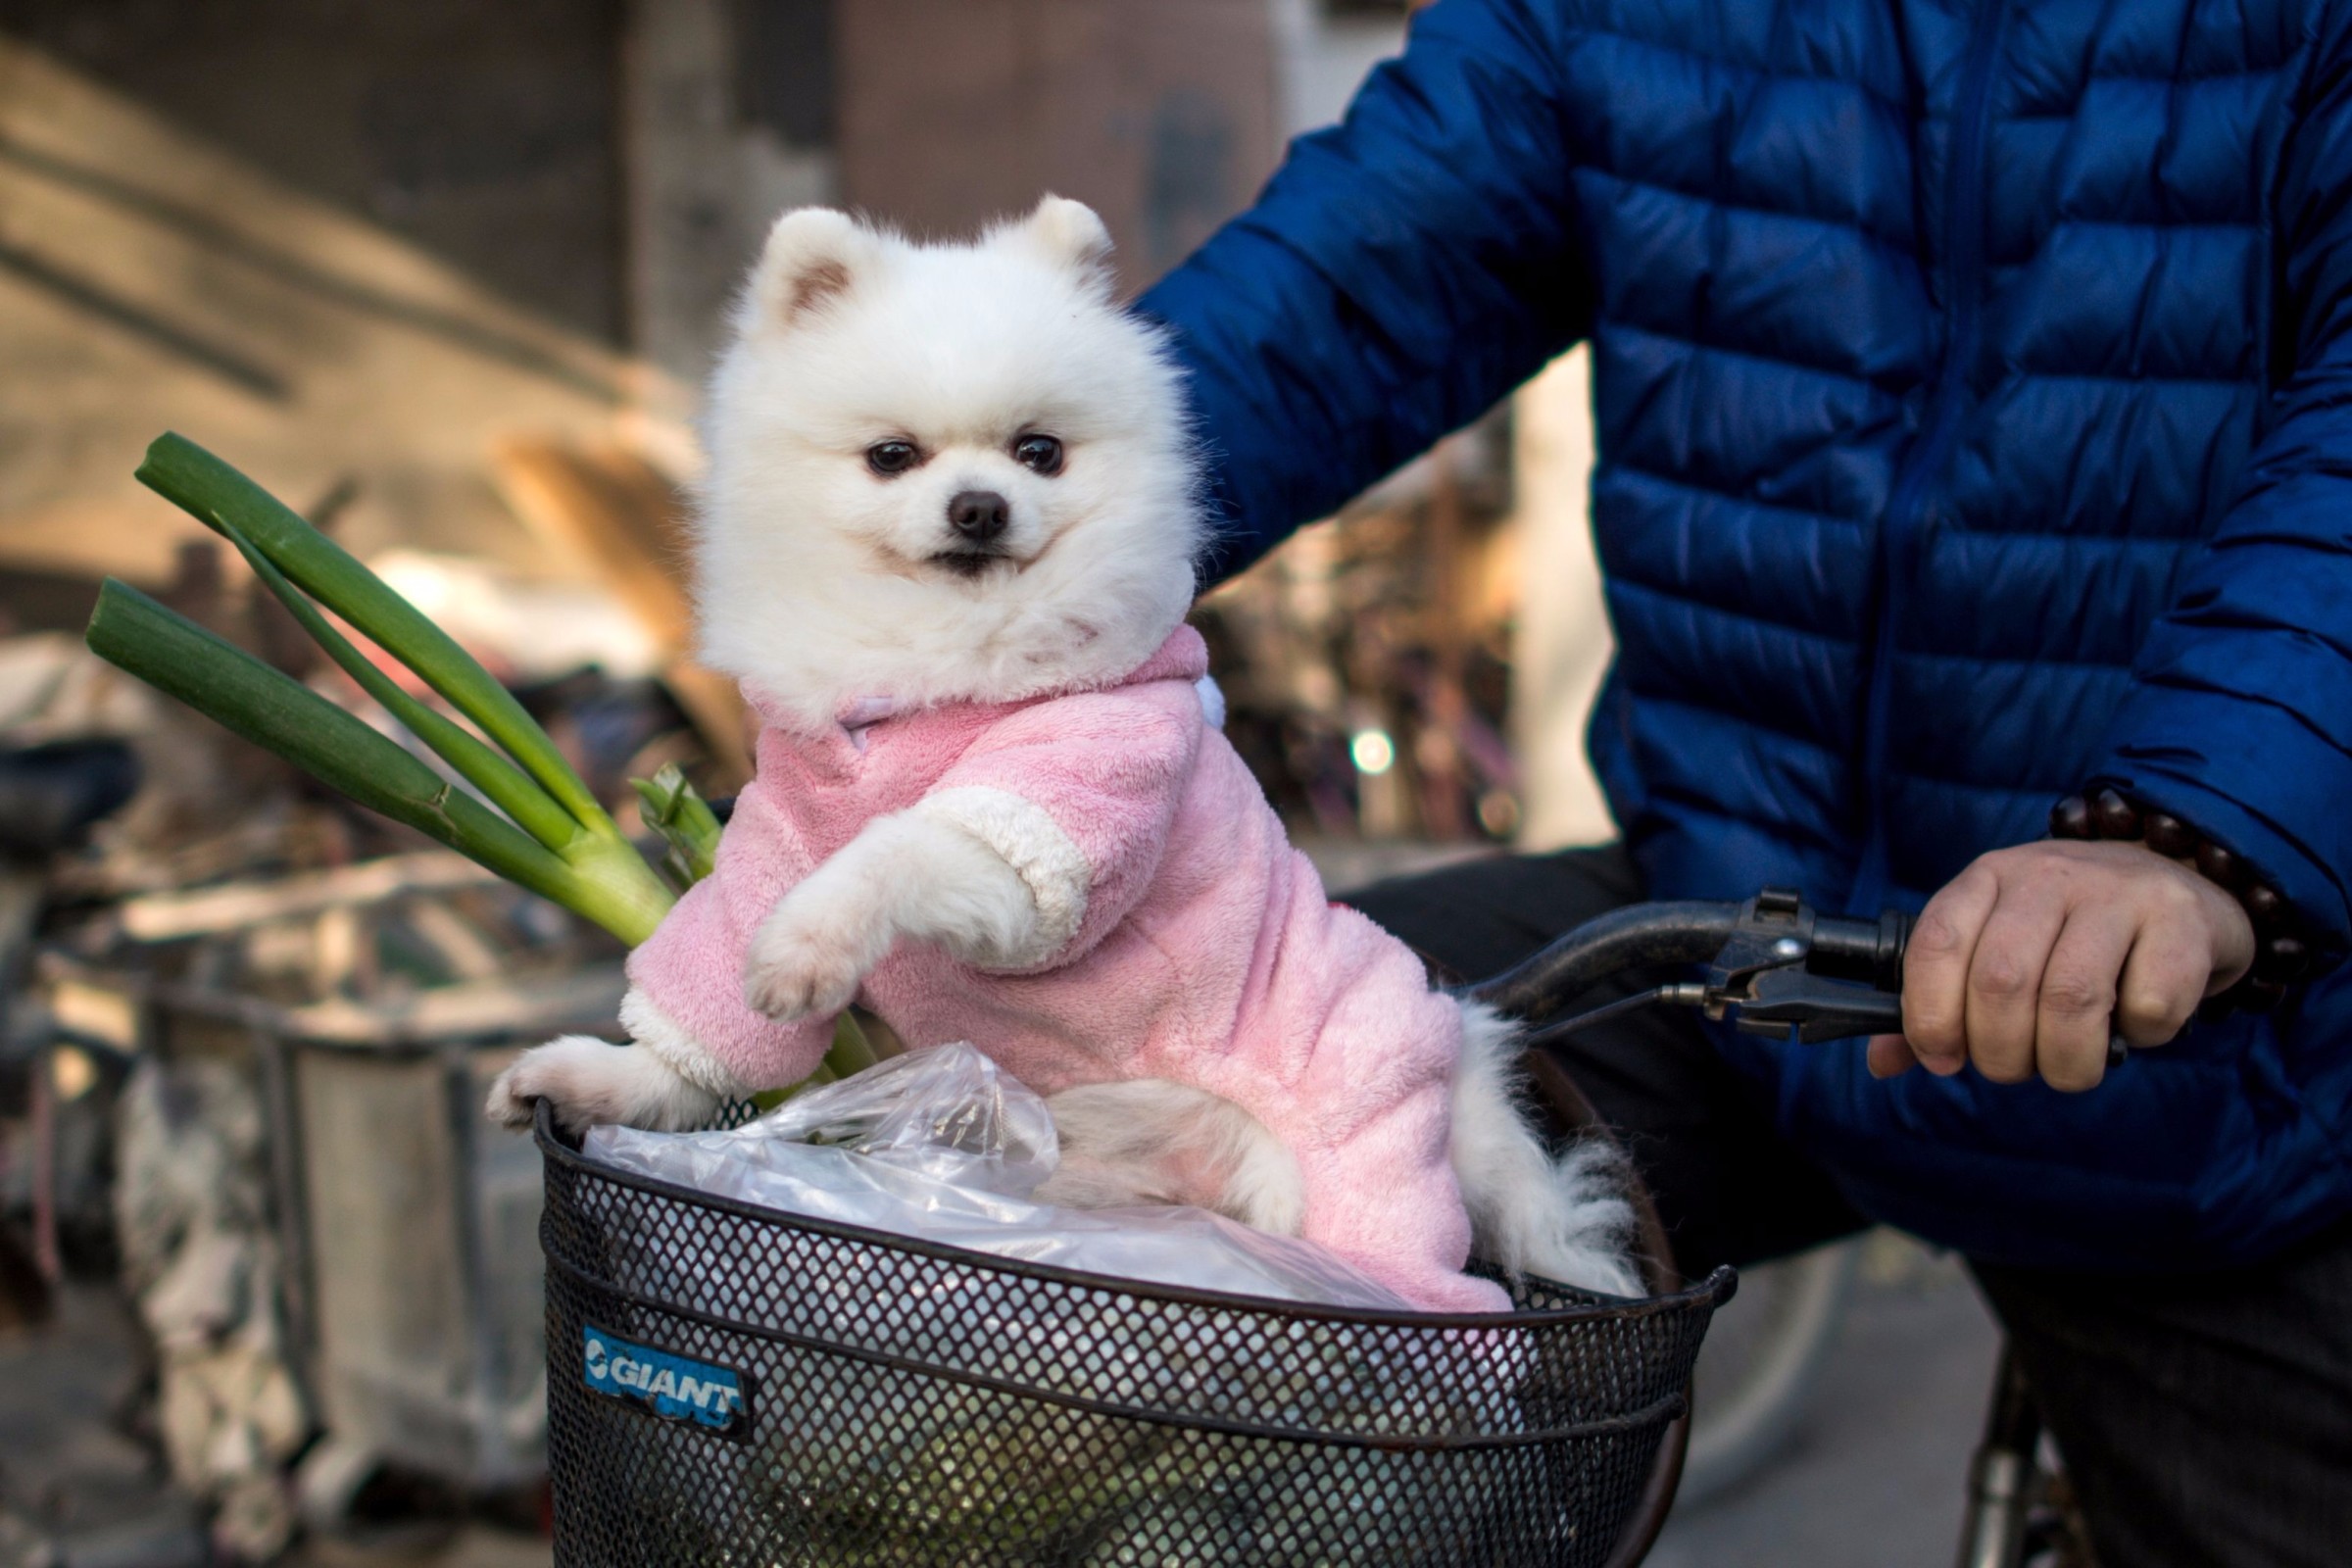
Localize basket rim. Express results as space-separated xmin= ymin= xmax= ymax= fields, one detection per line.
xmin=535 ymin=1101 xmax=1737 ymax=1333
xmin=543 ymin=1243 xmax=1693 ymax=1450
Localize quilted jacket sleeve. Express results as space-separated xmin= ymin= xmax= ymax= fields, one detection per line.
xmin=1134 ymin=0 xmax=1590 ymax=582
xmin=2091 ymin=20 xmax=2352 ymax=954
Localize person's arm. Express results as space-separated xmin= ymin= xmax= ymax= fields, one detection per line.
xmin=1881 ymin=24 xmax=2352 ymax=1090
xmin=1136 ymin=0 xmax=1591 ymax=582
xmin=2085 ymin=25 xmax=2352 ymax=957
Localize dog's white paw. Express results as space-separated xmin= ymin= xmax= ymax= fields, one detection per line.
xmin=484 ymin=1036 xmax=717 ymax=1135
xmin=744 ymin=892 xmax=887 ymax=1021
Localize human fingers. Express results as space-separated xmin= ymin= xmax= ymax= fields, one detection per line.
xmin=2114 ymin=873 xmax=2214 ymax=1048
xmin=1904 ymin=862 xmax=2000 ymax=1075
xmin=1866 ymin=1033 xmax=1919 ymax=1079
xmin=1962 ymin=872 xmax=2071 ymax=1085
xmin=2034 ymin=904 xmax=2134 ymax=1092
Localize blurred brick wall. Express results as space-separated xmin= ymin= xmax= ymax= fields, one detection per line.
xmin=835 ymin=0 xmax=1280 ymax=291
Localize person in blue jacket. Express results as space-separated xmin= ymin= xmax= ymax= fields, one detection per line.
xmin=1136 ymin=1 xmax=2352 ymax=1559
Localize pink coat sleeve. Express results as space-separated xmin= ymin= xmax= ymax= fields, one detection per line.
xmin=623 ymin=781 xmax=834 ymax=1093
xmin=918 ymin=681 xmax=1202 ymax=971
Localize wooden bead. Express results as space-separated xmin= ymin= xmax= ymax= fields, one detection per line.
xmin=2049 ymin=795 xmax=2093 ymax=840
xmin=2052 ymin=788 xmax=2321 ymax=1014
xmin=2090 ymin=788 xmax=2142 ymax=840
xmin=2259 ymin=935 xmax=2311 ymax=981
xmin=2195 ymin=839 xmax=2245 ymax=889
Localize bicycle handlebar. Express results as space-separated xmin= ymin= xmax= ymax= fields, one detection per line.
xmin=1463 ymin=898 xmax=1908 ymax=1015
xmin=1464 ymin=901 xmax=1742 ymax=1020
xmin=1466 ymin=887 xmax=2127 ymax=1066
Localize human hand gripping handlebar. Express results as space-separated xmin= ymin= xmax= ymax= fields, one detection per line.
xmin=1460 ymin=888 xmax=2131 ymax=1069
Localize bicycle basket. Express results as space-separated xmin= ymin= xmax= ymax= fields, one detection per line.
xmin=537 ymin=1102 xmax=1731 ymax=1567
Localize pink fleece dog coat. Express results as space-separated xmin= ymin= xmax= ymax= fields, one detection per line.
xmin=625 ymin=626 xmax=1508 ymax=1313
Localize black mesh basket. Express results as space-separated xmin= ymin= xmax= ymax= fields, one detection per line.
xmin=537 ymin=1102 xmax=1733 ymax=1567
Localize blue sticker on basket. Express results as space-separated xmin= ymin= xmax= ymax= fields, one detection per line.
xmin=581 ymin=1326 xmax=752 ymax=1439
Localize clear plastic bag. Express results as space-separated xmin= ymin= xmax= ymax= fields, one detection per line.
xmin=583 ymin=1043 xmax=1409 ymax=1311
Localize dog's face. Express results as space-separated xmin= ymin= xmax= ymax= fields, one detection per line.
xmin=695 ymin=199 xmax=1201 ymax=726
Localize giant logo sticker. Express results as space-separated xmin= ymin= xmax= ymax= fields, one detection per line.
xmin=581 ymin=1326 xmax=753 ymax=1439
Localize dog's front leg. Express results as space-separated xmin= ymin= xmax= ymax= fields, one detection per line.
xmin=485 ymin=993 xmax=729 ymax=1135
xmin=744 ymin=808 xmax=1041 ymax=1020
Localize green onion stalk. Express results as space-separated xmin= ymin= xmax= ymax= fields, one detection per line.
xmin=86 ymin=432 xmax=871 ymax=1086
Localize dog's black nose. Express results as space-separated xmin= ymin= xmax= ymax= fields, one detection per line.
xmin=947 ymin=490 xmax=1009 ymax=543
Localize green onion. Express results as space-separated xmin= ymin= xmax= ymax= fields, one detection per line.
xmin=136 ymin=433 xmax=610 ymax=832
xmin=90 ymin=434 xmax=881 ymax=1086
xmin=633 ymin=762 xmax=724 ymax=893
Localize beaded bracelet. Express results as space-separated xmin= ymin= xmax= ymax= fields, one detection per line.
xmin=2047 ymin=788 xmax=2313 ymax=1018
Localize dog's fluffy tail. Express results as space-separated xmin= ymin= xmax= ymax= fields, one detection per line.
xmin=1449 ymin=1002 xmax=1642 ymax=1298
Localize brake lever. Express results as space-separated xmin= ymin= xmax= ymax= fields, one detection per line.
xmin=1723 ymin=969 xmax=2128 ymax=1063
xmin=1524 ymin=963 xmax=1904 ymax=1048
xmin=1692 ymin=888 xmax=1909 ymax=1044
xmin=1696 ymin=890 xmax=2125 ymax=1064
xmin=1511 ymin=889 xmax=2129 ymax=1067
xmin=1724 ymin=965 xmax=1904 ymax=1043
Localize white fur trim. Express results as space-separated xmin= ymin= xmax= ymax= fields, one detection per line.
xmin=1448 ymin=1001 xmax=1641 ymax=1297
xmin=619 ymin=988 xmax=751 ymax=1100
xmin=918 ymin=786 xmax=1091 ymax=965
xmin=1194 ymin=674 xmax=1227 ymax=730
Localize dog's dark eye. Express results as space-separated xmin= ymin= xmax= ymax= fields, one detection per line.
xmin=1012 ymin=434 xmax=1064 ymax=476
xmin=865 ymin=440 xmax=920 ymax=477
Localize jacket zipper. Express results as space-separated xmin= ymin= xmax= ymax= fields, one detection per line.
xmin=1848 ymin=0 xmax=2012 ymax=912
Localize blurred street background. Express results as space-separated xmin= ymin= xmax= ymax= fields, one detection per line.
xmin=0 ymin=3 xmax=2002 ymax=1563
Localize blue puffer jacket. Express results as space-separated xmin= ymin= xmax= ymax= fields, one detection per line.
xmin=1139 ymin=0 xmax=2352 ymax=1271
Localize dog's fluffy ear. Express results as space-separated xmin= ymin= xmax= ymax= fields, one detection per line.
xmin=1016 ymin=195 xmax=1115 ymax=295
xmin=744 ymin=207 xmax=875 ymax=332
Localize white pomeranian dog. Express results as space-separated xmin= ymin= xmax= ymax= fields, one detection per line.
xmin=485 ymin=198 xmax=1637 ymax=1304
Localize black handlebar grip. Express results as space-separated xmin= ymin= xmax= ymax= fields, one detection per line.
xmin=1808 ymin=909 xmax=1911 ymax=992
